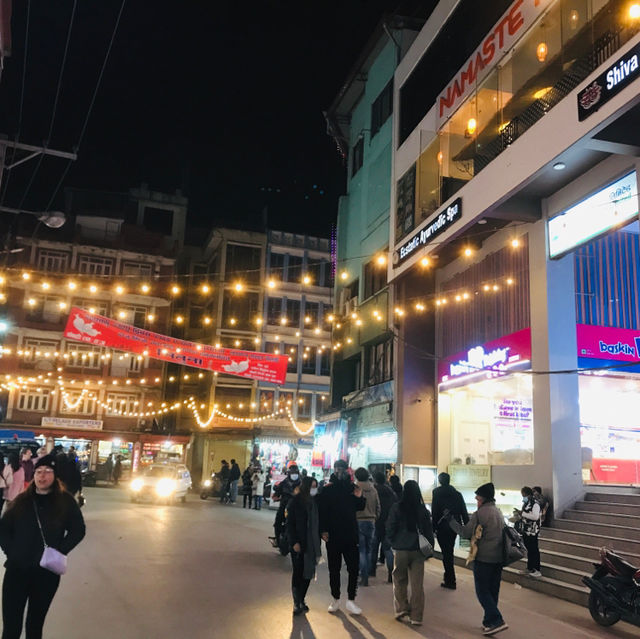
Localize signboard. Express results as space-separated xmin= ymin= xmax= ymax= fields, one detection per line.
xmin=577 ymin=41 xmax=640 ymax=121
xmin=41 ymin=417 xmax=103 ymax=431
xmin=64 ymin=307 xmax=289 ymax=385
xmin=577 ymin=324 xmax=640 ymax=363
xmin=396 ymin=198 xmax=462 ymax=265
xmin=548 ymin=172 xmax=638 ymax=259
xmin=438 ymin=328 xmax=531 ymax=384
xmin=447 ymin=464 xmax=491 ymax=490
xmin=437 ymin=0 xmax=553 ymax=124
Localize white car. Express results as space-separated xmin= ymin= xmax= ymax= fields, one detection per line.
xmin=129 ymin=464 xmax=192 ymax=503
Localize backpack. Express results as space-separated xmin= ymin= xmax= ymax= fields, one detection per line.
xmin=502 ymin=524 xmax=527 ymax=566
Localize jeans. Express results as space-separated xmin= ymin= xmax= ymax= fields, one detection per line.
xmin=473 ymin=560 xmax=504 ymax=628
xmin=437 ymin=528 xmax=458 ymax=586
xmin=326 ymin=541 xmax=359 ymax=600
xmin=523 ymin=534 xmax=540 ymax=571
xmin=243 ymin=491 xmax=252 ymax=508
xmin=357 ymin=521 xmax=375 ymax=584
xmin=291 ymin=550 xmax=311 ymax=605
xmin=392 ymin=549 xmax=425 ymax=623
xmin=254 ymin=495 xmax=263 ymax=510
xmin=2 ymin=564 xmax=60 ymax=639
xmin=371 ymin=523 xmax=393 ymax=575
xmin=229 ymin=479 xmax=239 ymax=503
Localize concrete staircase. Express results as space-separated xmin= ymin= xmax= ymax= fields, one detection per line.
xmin=504 ymin=490 xmax=640 ymax=606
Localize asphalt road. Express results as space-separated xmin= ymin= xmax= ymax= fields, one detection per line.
xmin=12 ymin=487 xmax=638 ymax=639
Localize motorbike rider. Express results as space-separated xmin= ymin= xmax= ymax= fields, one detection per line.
xmin=270 ymin=464 xmax=301 ymax=547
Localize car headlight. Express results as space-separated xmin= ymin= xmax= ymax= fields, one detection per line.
xmin=204 ymin=479 xmax=212 ymax=487
xmin=131 ymin=478 xmax=144 ymax=492
xmin=156 ymin=478 xmax=177 ymax=497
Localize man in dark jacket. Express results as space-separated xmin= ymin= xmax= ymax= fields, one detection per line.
xmin=317 ymin=459 xmax=365 ymax=615
xmin=371 ymin=471 xmax=396 ymax=581
xmin=271 ymin=465 xmax=301 ymax=546
xmin=228 ymin=459 xmax=241 ymax=504
xmin=218 ymin=460 xmax=230 ymax=502
xmin=432 ymin=472 xmax=469 ymax=589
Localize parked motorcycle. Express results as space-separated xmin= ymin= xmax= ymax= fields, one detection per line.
xmin=582 ymin=547 xmax=640 ymax=628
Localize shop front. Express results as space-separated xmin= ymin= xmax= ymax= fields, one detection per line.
xmin=311 ymin=417 xmax=347 ymax=475
xmin=255 ymin=437 xmax=313 ymax=474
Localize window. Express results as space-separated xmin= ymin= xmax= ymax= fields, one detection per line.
xmin=302 ymin=348 xmax=317 ymax=374
xmin=78 ymin=256 xmax=113 ymax=276
xmin=17 ymin=389 xmax=50 ymax=412
xmin=76 ymin=299 xmax=109 ymax=316
xmin=303 ymin=301 xmax=319 ymax=326
xmin=66 ymin=344 xmax=103 ymax=369
xmin=117 ymin=305 xmax=147 ymax=328
xmin=25 ymin=296 xmax=65 ymax=323
xmin=365 ymin=339 xmax=393 ymax=386
xmin=60 ymin=391 xmax=96 ymax=415
xmin=222 ymin=291 xmax=260 ymax=330
xmin=307 ymin=259 xmax=330 ymax=287
xmin=320 ymin=350 xmax=330 ymax=376
xmin=226 ymin=243 xmax=262 ymax=283
xmin=351 ymin=137 xmax=364 ymax=177
xmin=278 ymin=391 xmax=294 ymax=411
xmin=265 ymin=342 xmax=283 ymax=356
xmin=297 ymin=393 xmax=312 ymax=419
xmin=371 ymin=79 xmax=393 ymax=137
xmin=285 ymin=299 xmax=301 ymax=327
xmin=105 ymin=393 xmax=139 ymax=416
xmin=112 ymin=351 xmax=143 ymax=374
xmin=285 ymin=344 xmax=298 ymax=374
xmin=259 ymin=390 xmax=275 ymax=412
xmin=269 ymin=252 xmax=285 ymax=278
xmin=22 ymin=339 xmax=59 ymax=363
xmin=363 ymin=258 xmax=386 ymax=299
xmin=37 ymin=249 xmax=69 ymax=272
xmin=121 ymin=262 xmax=153 ymax=278
xmin=214 ymin=386 xmax=252 ymax=416
xmin=286 ymin=255 xmax=303 ymax=283
xmin=143 ymin=206 xmax=173 ymax=235
xmin=267 ymin=297 xmax=282 ymax=325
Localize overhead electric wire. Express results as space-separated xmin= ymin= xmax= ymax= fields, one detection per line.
xmin=45 ymin=0 xmax=127 ymax=212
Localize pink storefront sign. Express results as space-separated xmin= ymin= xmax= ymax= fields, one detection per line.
xmin=439 ymin=328 xmax=532 ymax=384
xmin=576 ymin=324 xmax=640 ymax=362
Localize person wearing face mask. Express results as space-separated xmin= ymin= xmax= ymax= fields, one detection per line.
xmin=286 ymin=477 xmax=321 ymax=615
xmin=515 ymin=486 xmax=541 ymax=578
xmin=270 ymin=465 xmax=301 ymax=548
xmin=317 ymin=459 xmax=366 ymax=615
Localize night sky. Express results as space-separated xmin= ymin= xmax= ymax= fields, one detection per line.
xmin=0 ymin=0 xmax=428 ymax=240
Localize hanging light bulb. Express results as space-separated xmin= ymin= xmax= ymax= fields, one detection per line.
xmin=536 ymin=41 xmax=548 ymax=62
xmin=569 ymin=9 xmax=579 ymax=29
xmin=466 ymin=117 xmax=477 ymax=136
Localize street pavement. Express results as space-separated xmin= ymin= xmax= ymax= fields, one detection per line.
xmin=16 ymin=488 xmax=639 ymax=639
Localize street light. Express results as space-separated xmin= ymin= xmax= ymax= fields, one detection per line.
xmin=0 ymin=206 xmax=67 ymax=229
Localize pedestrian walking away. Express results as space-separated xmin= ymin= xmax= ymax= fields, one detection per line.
xmin=447 ymin=482 xmax=508 ymax=636
xmin=241 ymin=466 xmax=253 ymax=508
xmin=112 ymin=455 xmax=123 ymax=486
xmin=371 ymin=471 xmax=396 ymax=582
xmin=386 ymin=479 xmax=434 ymax=627
xmin=218 ymin=460 xmax=230 ymax=503
xmin=251 ymin=467 xmax=265 ymax=510
xmin=354 ymin=467 xmax=380 ymax=587
xmin=516 ymin=486 xmax=542 ymax=578
xmin=389 ymin=474 xmax=403 ymax=500
xmin=317 ymin=459 xmax=365 ymax=615
xmin=431 ymin=471 xmax=469 ymax=589
xmin=228 ymin=459 xmax=241 ymax=504
xmin=286 ymin=476 xmax=322 ymax=615
xmin=0 ymin=454 xmax=85 ymax=639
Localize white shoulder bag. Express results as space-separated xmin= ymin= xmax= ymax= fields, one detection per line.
xmin=34 ymin=502 xmax=67 ymax=575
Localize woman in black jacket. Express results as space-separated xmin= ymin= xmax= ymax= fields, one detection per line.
xmin=286 ymin=476 xmax=321 ymax=615
xmin=386 ymin=479 xmax=434 ymax=627
xmin=0 ymin=454 xmax=85 ymax=639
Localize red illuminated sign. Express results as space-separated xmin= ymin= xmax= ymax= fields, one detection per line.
xmin=63 ymin=307 xmax=289 ymax=385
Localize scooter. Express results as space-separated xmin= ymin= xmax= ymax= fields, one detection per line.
xmin=582 ymin=547 xmax=640 ymax=628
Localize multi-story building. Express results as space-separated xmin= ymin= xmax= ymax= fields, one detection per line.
xmin=386 ymin=0 xmax=640 ymax=601
xmin=178 ymin=228 xmax=333 ymax=484
xmin=324 ymin=15 xmax=424 ymax=473
xmin=0 ymin=185 xmax=188 ymax=477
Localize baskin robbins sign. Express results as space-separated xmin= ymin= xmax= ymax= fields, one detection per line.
xmin=577 ymin=41 xmax=640 ymax=121
xmin=439 ymin=328 xmax=532 ymax=386
xmin=577 ymin=324 xmax=640 ymax=371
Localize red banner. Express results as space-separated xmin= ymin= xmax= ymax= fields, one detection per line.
xmin=63 ymin=307 xmax=288 ymax=385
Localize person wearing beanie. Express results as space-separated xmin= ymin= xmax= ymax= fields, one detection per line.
xmin=446 ymin=482 xmax=508 ymax=636
xmin=0 ymin=454 xmax=85 ymax=639
xmin=431 ymin=472 xmax=468 ymax=590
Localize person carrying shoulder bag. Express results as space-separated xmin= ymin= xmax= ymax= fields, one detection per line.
xmin=386 ymin=479 xmax=434 ymax=627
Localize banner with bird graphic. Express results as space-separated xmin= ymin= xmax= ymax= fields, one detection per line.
xmin=63 ymin=307 xmax=288 ymax=384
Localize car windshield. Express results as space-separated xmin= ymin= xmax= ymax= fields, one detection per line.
xmin=144 ymin=466 xmax=174 ymax=478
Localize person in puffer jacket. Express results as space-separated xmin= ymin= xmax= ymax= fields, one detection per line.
xmin=354 ymin=467 xmax=380 ymax=587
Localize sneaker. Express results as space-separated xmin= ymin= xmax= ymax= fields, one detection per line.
xmin=394 ymin=611 xmax=409 ymax=620
xmin=529 ymin=570 xmax=542 ymax=578
xmin=410 ymin=620 xmax=422 ymax=626
xmin=345 ymin=600 xmax=362 ymax=615
xmin=440 ymin=582 xmax=456 ymax=589
xmin=327 ymin=599 xmax=340 ymax=613
xmin=301 ymin=602 xmax=309 ymax=612
xmin=293 ymin=604 xmax=304 ymax=616
xmin=483 ymin=621 xmax=509 ymax=635
xmin=517 ymin=569 xmax=530 ymax=575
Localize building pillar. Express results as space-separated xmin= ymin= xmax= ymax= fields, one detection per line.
xmin=529 ymin=219 xmax=583 ymax=518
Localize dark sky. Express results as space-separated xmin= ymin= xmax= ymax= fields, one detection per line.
xmin=0 ymin=0 xmax=427 ymax=240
